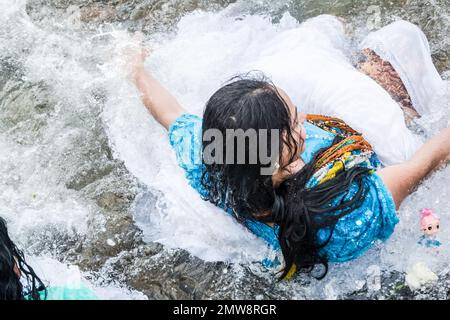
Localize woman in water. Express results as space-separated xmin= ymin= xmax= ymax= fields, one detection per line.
xmin=128 ymin=16 xmax=449 ymax=279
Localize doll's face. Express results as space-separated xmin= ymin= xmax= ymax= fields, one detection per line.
xmin=422 ymin=218 xmax=440 ymax=236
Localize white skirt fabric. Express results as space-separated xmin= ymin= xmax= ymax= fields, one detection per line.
xmin=251 ymin=15 xmax=443 ymax=166
xmin=360 ymin=20 xmax=446 ymax=116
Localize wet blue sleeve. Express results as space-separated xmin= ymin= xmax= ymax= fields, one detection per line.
xmin=318 ymin=173 xmax=399 ymax=262
xmin=168 ymin=114 xmax=208 ymax=198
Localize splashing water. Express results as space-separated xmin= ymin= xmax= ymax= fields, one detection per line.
xmin=0 ymin=0 xmax=449 ymax=299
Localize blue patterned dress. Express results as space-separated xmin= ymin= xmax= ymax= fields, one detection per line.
xmin=168 ymin=114 xmax=399 ymax=263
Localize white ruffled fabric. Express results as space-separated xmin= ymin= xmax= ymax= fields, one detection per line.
xmin=251 ymin=15 xmax=443 ymax=166
xmin=360 ymin=20 xmax=446 ymax=116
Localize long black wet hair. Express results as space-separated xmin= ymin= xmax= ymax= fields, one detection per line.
xmin=0 ymin=217 xmax=47 ymax=300
xmin=201 ymin=75 xmax=300 ymax=217
xmin=201 ymin=74 xmax=371 ymax=279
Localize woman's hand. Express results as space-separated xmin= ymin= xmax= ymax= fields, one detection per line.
xmin=122 ymin=33 xmax=151 ymax=81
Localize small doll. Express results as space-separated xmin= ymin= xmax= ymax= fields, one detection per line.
xmin=418 ymin=208 xmax=441 ymax=248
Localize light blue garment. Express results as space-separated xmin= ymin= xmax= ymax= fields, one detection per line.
xmin=25 ymin=285 xmax=98 ymax=300
xmin=168 ymin=114 xmax=399 ymax=263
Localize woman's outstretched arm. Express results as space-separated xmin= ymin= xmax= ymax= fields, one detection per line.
xmin=130 ymin=47 xmax=186 ymax=130
xmin=378 ymin=124 xmax=450 ymax=209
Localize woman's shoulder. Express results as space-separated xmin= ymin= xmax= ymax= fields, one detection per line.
xmin=320 ymin=172 xmax=398 ymax=262
xmin=302 ymin=121 xmax=335 ymax=164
